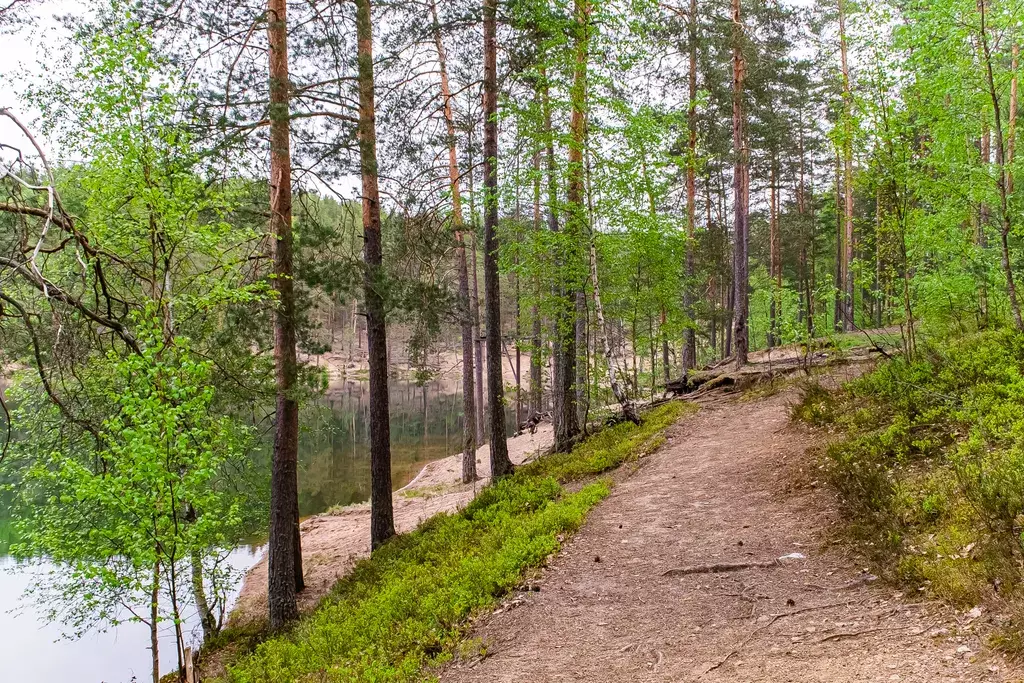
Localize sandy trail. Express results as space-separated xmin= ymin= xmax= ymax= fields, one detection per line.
xmin=230 ymin=423 xmax=554 ymax=625
xmin=441 ymin=389 xmax=1017 ymax=683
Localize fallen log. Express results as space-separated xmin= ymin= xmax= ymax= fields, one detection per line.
xmin=665 ymin=346 xmax=885 ymax=397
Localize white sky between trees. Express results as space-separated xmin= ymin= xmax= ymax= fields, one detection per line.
xmin=2 ymin=0 xmax=825 ymax=207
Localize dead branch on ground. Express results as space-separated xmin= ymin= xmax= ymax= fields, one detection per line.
xmin=662 ymin=560 xmax=780 ymax=577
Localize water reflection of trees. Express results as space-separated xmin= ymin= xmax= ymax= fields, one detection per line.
xmin=0 ymin=378 xmax=517 ymax=553
xmin=0 ymin=493 xmax=15 ymax=556
xmin=295 ymin=378 xmax=513 ymax=516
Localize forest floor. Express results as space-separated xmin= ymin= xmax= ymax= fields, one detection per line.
xmin=229 ymin=422 xmax=555 ymax=625
xmin=439 ymin=371 xmax=1021 ymax=683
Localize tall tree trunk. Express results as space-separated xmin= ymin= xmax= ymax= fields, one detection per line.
xmin=483 ymin=0 xmax=513 ymax=476
xmin=839 ymin=0 xmax=855 ymax=331
xmin=874 ymin=180 xmax=883 ymax=328
xmin=705 ymin=178 xmax=717 ymax=358
xmin=513 ymin=174 xmax=524 ymax=428
xmin=517 ymin=259 xmax=524 ymax=429
xmin=631 ymin=314 xmax=638 ymax=392
xmin=979 ymin=116 xmax=991 ymax=325
xmin=730 ymin=0 xmax=749 ymax=367
xmin=661 ymin=307 xmax=670 ymax=382
xmin=458 ymin=235 xmax=477 ymax=480
xmin=543 ymin=68 xmax=559 ymax=421
xmin=167 ymin=562 xmax=186 ymax=681
xmin=768 ymin=160 xmax=779 ymax=347
xmin=834 ymin=149 xmax=844 ymax=332
xmin=575 ymin=288 xmax=588 ymax=425
xmin=552 ymin=250 xmax=579 ymax=449
xmin=541 ymin=57 xmax=579 ymax=451
xmin=467 ymin=124 xmax=486 ymax=444
xmin=720 ymin=167 xmax=733 ymax=358
xmin=979 ymin=1 xmax=1024 ymax=329
xmin=471 ymin=232 xmax=485 ymax=442
xmin=648 ymin=312 xmax=656 ymax=397
xmin=569 ymin=0 xmax=630 ymax=421
xmin=709 ymin=302 xmax=717 ymax=359
xmin=267 ymin=0 xmax=301 ymax=630
xmin=568 ymin=0 xmax=592 ymax=427
xmin=575 ymin=120 xmax=588 ymax=427
xmin=797 ymin=116 xmax=814 ymax=335
xmin=724 ymin=266 xmax=734 ymax=357
xmin=682 ymin=0 xmax=698 ymax=370
xmin=808 ymin=169 xmax=818 ymax=334
xmin=583 ymin=121 xmax=598 ymax=421
xmin=151 ymin=559 xmax=160 ymax=683
xmin=1010 ymin=43 xmax=1018 ymax=196
xmin=530 ymin=147 xmax=543 ymax=414
xmin=356 ymin=0 xmax=395 ymax=547
xmin=432 ymin=0 xmax=476 ymax=482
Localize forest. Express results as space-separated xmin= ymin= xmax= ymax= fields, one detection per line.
xmin=1 ymin=0 xmax=1024 ymax=680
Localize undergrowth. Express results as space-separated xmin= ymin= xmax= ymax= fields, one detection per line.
xmin=218 ymin=401 xmax=693 ymax=682
xmin=794 ymin=330 xmax=1024 ymax=652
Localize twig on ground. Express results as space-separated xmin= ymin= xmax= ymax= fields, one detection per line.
xmin=775 ymin=599 xmax=865 ymax=619
xmin=662 ymin=560 xmax=779 ymax=577
xmin=837 ymin=575 xmax=879 ymax=590
xmin=815 ymin=625 xmax=919 ymax=644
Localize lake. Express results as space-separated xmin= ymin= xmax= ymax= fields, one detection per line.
xmin=0 ymin=375 xmax=504 ymax=683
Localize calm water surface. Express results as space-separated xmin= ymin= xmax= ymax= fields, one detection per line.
xmin=0 ymin=377 xmax=498 ymax=683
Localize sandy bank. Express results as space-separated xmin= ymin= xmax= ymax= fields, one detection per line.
xmin=230 ymin=423 xmax=554 ymax=626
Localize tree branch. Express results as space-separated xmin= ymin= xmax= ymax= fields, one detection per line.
xmin=0 ymin=256 xmax=140 ymax=353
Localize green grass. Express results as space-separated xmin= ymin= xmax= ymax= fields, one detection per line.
xmin=219 ymin=401 xmax=692 ymax=683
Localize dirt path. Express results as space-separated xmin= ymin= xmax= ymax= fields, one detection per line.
xmin=442 ymin=390 xmax=1018 ymax=683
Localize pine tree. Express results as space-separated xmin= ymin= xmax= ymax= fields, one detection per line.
xmin=356 ymin=0 xmax=396 ymax=548
xmin=266 ymin=0 xmax=302 ymax=630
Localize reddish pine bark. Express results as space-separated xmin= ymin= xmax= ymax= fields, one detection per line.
xmin=267 ymin=0 xmax=302 ymax=631
xmin=431 ymin=0 xmax=477 ymax=483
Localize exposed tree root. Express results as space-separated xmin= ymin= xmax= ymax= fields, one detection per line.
xmin=666 ymin=346 xmax=887 ymax=398
xmin=814 ymin=625 xmax=920 ymax=644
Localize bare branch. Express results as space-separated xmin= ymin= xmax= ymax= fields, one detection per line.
xmin=0 ymin=256 xmax=141 ymax=353
xmin=0 ymin=292 xmax=104 ymax=445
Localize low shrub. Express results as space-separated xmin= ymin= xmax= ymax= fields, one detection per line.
xmin=794 ymin=330 xmax=1024 ymax=617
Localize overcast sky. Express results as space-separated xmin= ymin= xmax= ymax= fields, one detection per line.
xmin=1 ymin=1 xmax=79 ymax=159
xmin=2 ymin=0 xmax=823 ymax=199
xmin=1 ymin=0 xmax=93 ymax=190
